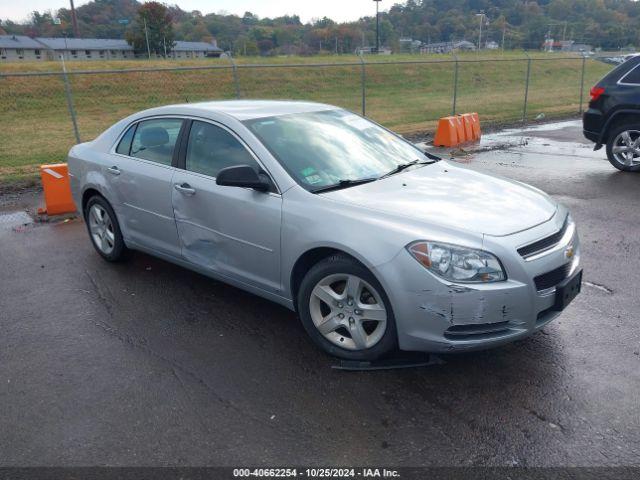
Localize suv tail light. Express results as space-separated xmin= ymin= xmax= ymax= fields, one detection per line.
xmin=590 ymin=86 xmax=605 ymax=102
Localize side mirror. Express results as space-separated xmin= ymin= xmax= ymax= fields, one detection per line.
xmin=216 ymin=165 xmax=270 ymax=192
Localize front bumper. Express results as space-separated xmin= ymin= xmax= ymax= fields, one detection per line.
xmin=374 ymin=212 xmax=581 ymax=353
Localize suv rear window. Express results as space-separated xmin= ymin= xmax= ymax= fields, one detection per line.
xmin=620 ymin=65 xmax=640 ymax=85
xmin=599 ymin=57 xmax=640 ymax=85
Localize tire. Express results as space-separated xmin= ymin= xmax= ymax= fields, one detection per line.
xmin=297 ymin=254 xmax=397 ymax=361
xmin=605 ymin=123 xmax=640 ymax=172
xmin=84 ymin=195 xmax=128 ymax=262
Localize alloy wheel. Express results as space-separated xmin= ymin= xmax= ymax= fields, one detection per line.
xmin=88 ymin=204 xmax=115 ymax=255
xmin=612 ymin=129 xmax=640 ymax=167
xmin=309 ymin=273 xmax=387 ymax=351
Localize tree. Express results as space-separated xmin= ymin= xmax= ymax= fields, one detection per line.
xmin=6 ymin=0 xmax=640 ymax=54
xmin=125 ymin=2 xmax=175 ymax=57
xmin=242 ymin=12 xmax=259 ymax=26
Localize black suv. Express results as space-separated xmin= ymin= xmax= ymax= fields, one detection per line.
xmin=583 ymin=55 xmax=640 ymax=171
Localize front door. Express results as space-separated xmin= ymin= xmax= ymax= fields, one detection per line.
xmin=171 ymin=120 xmax=282 ymax=293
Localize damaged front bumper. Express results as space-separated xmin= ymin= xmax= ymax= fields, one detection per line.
xmin=374 ymin=213 xmax=581 ymax=353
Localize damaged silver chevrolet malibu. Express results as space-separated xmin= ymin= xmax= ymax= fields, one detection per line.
xmin=68 ymin=100 xmax=582 ymax=360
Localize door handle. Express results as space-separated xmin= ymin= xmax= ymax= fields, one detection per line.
xmin=174 ymin=183 xmax=196 ymax=195
xmin=107 ymin=166 xmax=121 ymax=176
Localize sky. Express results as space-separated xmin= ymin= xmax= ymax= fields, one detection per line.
xmin=1 ymin=0 xmax=384 ymax=23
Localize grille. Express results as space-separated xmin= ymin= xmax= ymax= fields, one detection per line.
xmin=517 ymin=217 xmax=568 ymax=259
xmin=444 ymin=321 xmax=511 ymax=340
xmin=534 ymin=263 xmax=571 ymax=291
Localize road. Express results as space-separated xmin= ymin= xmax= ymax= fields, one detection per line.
xmin=1 ymin=120 xmax=639 ymax=467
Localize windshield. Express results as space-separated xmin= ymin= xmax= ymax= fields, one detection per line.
xmin=243 ymin=109 xmax=430 ymax=191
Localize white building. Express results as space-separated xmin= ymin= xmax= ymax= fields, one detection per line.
xmin=0 ymin=35 xmax=45 ymax=61
xmin=171 ymin=40 xmax=223 ymax=59
xmin=0 ymin=35 xmax=223 ymax=62
xmin=35 ymin=37 xmax=135 ymax=60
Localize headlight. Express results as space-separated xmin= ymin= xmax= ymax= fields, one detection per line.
xmin=407 ymin=241 xmax=506 ymax=283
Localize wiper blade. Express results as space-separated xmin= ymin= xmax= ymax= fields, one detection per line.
xmin=423 ymin=150 xmax=442 ymax=161
xmin=378 ymin=158 xmax=438 ymax=180
xmin=312 ymin=178 xmax=377 ymax=194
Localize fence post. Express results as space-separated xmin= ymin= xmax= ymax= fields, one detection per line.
xmin=579 ymin=54 xmax=587 ymax=114
xmin=522 ymin=52 xmax=531 ymax=123
xmin=451 ymin=53 xmax=459 ymax=116
xmin=227 ymin=54 xmax=241 ymax=99
xmin=359 ymin=53 xmax=366 ymax=116
xmin=60 ymin=55 xmax=81 ymax=144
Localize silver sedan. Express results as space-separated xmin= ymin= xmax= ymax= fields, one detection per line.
xmin=68 ymin=101 xmax=582 ymax=360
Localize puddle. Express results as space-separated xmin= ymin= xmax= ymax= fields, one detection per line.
xmin=421 ymin=119 xmax=603 ymax=164
xmin=488 ymin=120 xmax=581 ymax=137
xmin=0 ymin=210 xmax=34 ymax=232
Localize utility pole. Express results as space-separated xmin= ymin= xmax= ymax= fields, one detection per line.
xmin=373 ymin=0 xmax=382 ymax=53
xmin=163 ymin=36 xmax=167 ymax=58
xmin=502 ymin=22 xmax=506 ymax=53
xmin=143 ymin=16 xmax=151 ymax=60
xmin=69 ymin=0 xmax=80 ymax=37
xmin=476 ymin=12 xmax=485 ymax=55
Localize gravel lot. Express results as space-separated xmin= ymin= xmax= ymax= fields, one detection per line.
xmin=1 ymin=120 xmax=639 ymax=468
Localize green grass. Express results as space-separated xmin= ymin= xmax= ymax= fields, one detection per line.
xmin=0 ymin=52 xmax=612 ymax=186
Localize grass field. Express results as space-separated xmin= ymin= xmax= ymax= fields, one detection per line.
xmin=0 ymin=52 xmax=612 ymax=188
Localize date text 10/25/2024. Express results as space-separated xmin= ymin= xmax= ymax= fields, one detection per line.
xmin=233 ymin=468 xmax=401 ymax=478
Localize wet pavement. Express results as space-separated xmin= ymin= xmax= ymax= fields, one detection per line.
xmin=1 ymin=120 xmax=639 ymax=467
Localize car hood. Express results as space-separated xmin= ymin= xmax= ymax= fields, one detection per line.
xmin=321 ymin=162 xmax=557 ymax=236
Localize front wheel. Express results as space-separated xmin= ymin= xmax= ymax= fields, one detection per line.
xmin=297 ymin=254 xmax=397 ymax=360
xmin=606 ymin=124 xmax=640 ymax=172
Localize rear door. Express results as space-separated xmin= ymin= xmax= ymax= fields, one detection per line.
xmin=171 ymin=119 xmax=282 ymax=293
xmin=108 ymin=117 xmax=184 ymax=257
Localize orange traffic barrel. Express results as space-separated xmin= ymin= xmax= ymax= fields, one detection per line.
xmin=453 ymin=116 xmax=466 ymax=143
xmin=461 ymin=114 xmax=474 ymax=141
xmin=38 ymin=163 xmax=77 ymax=215
xmin=433 ymin=116 xmax=460 ymax=147
xmin=469 ymin=113 xmax=481 ymax=140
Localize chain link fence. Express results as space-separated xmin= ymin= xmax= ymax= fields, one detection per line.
xmin=0 ymin=54 xmax=614 ymax=184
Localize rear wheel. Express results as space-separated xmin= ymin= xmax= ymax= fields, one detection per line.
xmin=297 ymin=254 xmax=397 ymax=360
xmin=84 ymin=195 xmax=127 ymax=262
xmin=606 ymin=123 xmax=640 ymax=172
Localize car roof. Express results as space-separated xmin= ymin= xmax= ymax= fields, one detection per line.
xmin=138 ymin=100 xmax=338 ymax=121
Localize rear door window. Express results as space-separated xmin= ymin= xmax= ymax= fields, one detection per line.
xmin=130 ymin=118 xmax=184 ymax=166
